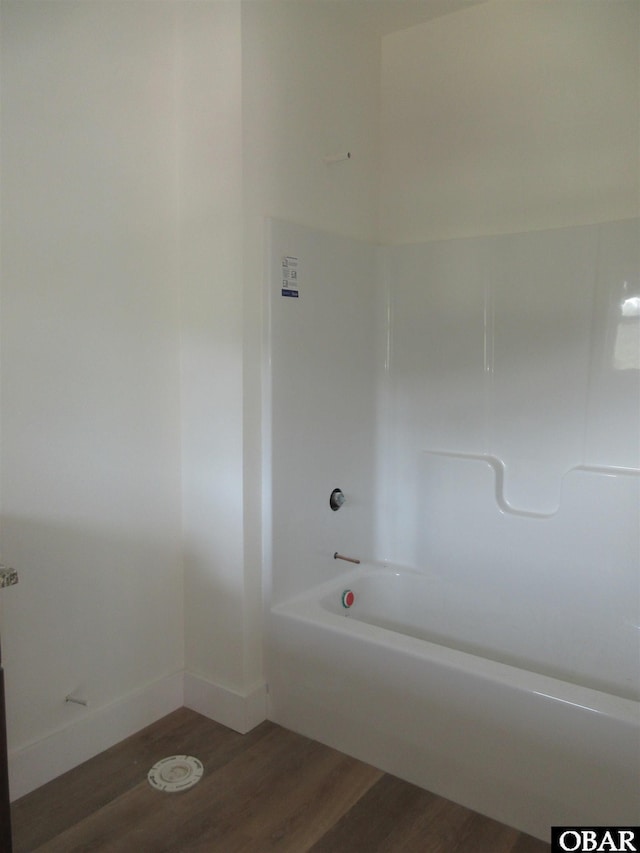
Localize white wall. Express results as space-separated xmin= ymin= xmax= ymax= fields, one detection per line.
xmin=241 ymin=0 xmax=381 ymax=664
xmin=242 ymin=0 xmax=380 ymax=246
xmin=376 ymin=0 xmax=639 ymax=699
xmin=177 ymin=0 xmax=250 ymax=705
xmin=0 ymin=0 xmax=184 ymax=795
xmin=380 ymin=0 xmax=639 ymax=243
xmin=263 ymin=0 xmax=639 ymax=605
xmin=0 ymin=0 xmax=384 ymax=795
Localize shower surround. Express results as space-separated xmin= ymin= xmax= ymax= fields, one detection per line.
xmin=265 ymin=217 xmax=640 ymax=839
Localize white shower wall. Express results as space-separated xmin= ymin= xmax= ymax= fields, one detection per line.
xmin=382 ymin=218 xmax=640 ymax=520
xmin=267 ymin=220 xmax=378 ymax=604
xmin=268 ymin=216 xmax=639 ymax=697
xmin=380 ymin=217 xmax=639 ymax=698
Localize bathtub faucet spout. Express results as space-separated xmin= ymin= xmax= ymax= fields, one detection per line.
xmin=334 ymin=552 xmax=361 ymax=564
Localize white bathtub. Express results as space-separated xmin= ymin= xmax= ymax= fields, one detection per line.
xmin=267 ymin=564 xmax=640 ymax=842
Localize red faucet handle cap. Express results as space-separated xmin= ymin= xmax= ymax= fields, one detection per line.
xmin=341 ymin=590 xmax=355 ymax=608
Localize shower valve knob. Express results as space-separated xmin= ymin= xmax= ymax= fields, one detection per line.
xmin=330 ymin=488 xmax=345 ymax=511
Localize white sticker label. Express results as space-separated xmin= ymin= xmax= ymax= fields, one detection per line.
xmin=281 ymin=256 xmax=299 ymax=298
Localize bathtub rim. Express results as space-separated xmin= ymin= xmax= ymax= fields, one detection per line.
xmin=270 ymin=562 xmax=640 ymax=726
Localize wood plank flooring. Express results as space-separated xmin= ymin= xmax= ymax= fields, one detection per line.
xmin=11 ymin=708 xmax=550 ymax=852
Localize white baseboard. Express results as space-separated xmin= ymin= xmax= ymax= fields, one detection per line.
xmin=8 ymin=670 xmax=267 ymax=801
xmin=183 ymin=672 xmax=267 ymax=734
xmin=8 ymin=670 xmax=184 ymax=801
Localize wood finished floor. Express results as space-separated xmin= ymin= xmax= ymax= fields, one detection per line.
xmin=11 ymin=708 xmax=551 ymax=853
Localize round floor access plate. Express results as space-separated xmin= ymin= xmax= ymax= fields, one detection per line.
xmin=147 ymin=755 xmax=204 ymax=793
